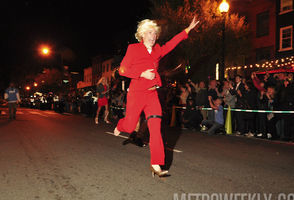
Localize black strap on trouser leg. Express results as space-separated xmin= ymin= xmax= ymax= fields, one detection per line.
xmin=146 ymin=115 xmax=162 ymax=121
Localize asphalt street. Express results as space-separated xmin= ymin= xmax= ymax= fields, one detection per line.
xmin=0 ymin=108 xmax=293 ymax=200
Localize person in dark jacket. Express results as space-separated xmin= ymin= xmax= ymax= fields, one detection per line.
xmin=207 ymin=80 xmax=219 ymax=121
xmin=193 ymin=81 xmax=208 ymax=120
xmin=281 ymin=80 xmax=294 ymax=141
xmin=4 ymin=82 xmax=21 ymax=120
xmin=258 ymin=86 xmax=279 ymax=139
xmin=207 ymin=80 xmax=219 ymax=101
xmin=229 ymin=75 xmax=246 ymax=135
xmin=242 ymin=82 xmax=258 ymax=137
xmin=270 ymin=79 xmax=294 ymax=141
xmin=182 ymin=96 xmax=203 ymax=130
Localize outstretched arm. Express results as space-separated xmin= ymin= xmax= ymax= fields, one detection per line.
xmin=209 ymin=98 xmax=218 ymax=110
xmin=251 ymin=72 xmax=265 ymax=92
xmin=160 ymin=17 xmax=200 ymax=58
xmin=185 ymin=16 xmax=200 ymax=34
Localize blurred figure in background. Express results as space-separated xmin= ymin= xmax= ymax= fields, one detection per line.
xmin=229 ymin=75 xmax=246 ymax=135
xmin=182 ymin=95 xmax=203 ymax=130
xmin=179 ymin=85 xmax=189 ymax=107
xmin=194 ymin=81 xmax=208 ymax=120
xmin=95 ymin=77 xmax=110 ymax=124
xmin=4 ymin=82 xmax=21 ymax=120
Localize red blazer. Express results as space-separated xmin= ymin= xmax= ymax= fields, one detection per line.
xmin=119 ymin=30 xmax=188 ymax=92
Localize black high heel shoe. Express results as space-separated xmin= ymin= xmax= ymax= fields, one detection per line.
xmin=122 ymin=132 xmax=145 ymax=147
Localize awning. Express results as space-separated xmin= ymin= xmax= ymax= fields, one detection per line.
xmin=256 ymin=68 xmax=294 ymax=74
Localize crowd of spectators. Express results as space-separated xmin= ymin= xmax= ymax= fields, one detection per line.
xmin=18 ymin=71 xmax=294 ymax=142
xmin=162 ymin=71 xmax=294 ymax=141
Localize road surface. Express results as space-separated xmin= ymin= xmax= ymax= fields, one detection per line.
xmin=0 ymin=108 xmax=293 ymax=200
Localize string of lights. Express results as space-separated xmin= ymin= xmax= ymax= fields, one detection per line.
xmin=225 ymin=55 xmax=294 ymax=72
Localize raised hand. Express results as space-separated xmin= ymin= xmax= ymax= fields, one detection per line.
xmin=185 ymin=16 xmax=200 ymax=34
xmin=140 ymin=69 xmax=155 ymax=80
xmin=251 ymin=72 xmax=256 ymax=79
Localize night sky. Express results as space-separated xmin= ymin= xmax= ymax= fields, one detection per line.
xmin=1 ymin=0 xmax=152 ymax=75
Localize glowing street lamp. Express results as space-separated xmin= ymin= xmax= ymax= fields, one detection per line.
xmin=38 ymin=44 xmax=64 ymax=68
xmin=39 ymin=45 xmax=51 ymax=56
xmin=218 ymin=0 xmax=229 ymax=81
xmin=34 ymin=82 xmax=38 ymax=87
xmin=25 ymin=86 xmax=31 ymax=91
xmin=219 ymin=0 xmax=229 ymax=13
xmin=42 ymin=48 xmax=49 ymax=55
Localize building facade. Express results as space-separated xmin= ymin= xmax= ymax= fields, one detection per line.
xmin=276 ymin=0 xmax=294 ymax=58
xmin=101 ymin=58 xmax=114 ymax=83
xmin=77 ymin=67 xmax=92 ymax=89
xmin=91 ymin=55 xmax=103 ymax=86
xmin=77 ymin=55 xmax=118 ymax=89
xmin=235 ymin=0 xmax=277 ymax=64
xmin=227 ymin=0 xmax=293 ymax=76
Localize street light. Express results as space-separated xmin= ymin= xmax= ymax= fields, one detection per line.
xmin=219 ymin=0 xmax=229 ymax=13
xmin=39 ymin=44 xmax=64 ymax=69
xmin=42 ymin=48 xmax=49 ymax=55
xmin=219 ymin=0 xmax=229 ymax=81
xmin=39 ymin=45 xmax=51 ymax=56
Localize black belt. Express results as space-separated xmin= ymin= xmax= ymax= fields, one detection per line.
xmin=147 ymin=115 xmax=162 ymax=120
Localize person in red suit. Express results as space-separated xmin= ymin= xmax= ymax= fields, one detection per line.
xmin=114 ymin=17 xmax=199 ymax=177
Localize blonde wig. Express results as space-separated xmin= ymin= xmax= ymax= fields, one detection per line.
xmin=97 ymin=77 xmax=108 ymax=86
xmin=135 ymin=19 xmax=161 ymax=42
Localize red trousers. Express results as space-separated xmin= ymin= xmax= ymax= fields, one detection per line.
xmin=117 ymin=90 xmax=164 ymax=165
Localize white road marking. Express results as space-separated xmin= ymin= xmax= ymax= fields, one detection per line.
xmin=105 ymin=131 xmax=128 ymax=139
xmin=0 ymin=111 xmax=23 ymax=115
xmin=29 ymin=111 xmax=48 ymax=117
xmin=166 ymin=147 xmax=183 ymax=153
xmin=43 ymin=111 xmax=58 ymax=115
xmin=105 ymin=131 xmax=183 ymax=153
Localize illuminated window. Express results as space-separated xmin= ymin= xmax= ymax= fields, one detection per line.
xmin=279 ymin=26 xmax=293 ymax=51
xmin=280 ymin=0 xmax=293 ymax=14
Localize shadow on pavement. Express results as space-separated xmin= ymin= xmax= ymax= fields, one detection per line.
xmin=125 ymin=119 xmax=184 ymax=171
xmin=163 ymin=126 xmax=183 ymax=170
xmin=114 ymin=116 xmax=184 ymax=171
